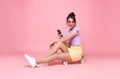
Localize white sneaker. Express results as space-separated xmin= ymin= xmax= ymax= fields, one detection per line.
xmin=63 ymin=61 xmax=68 ymax=66
xmin=80 ymin=59 xmax=85 ymax=64
xmin=24 ymin=54 xmax=36 ymax=68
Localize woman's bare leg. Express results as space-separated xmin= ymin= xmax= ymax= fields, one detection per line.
xmin=47 ymin=42 xmax=68 ymax=56
xmin=36 ymin=52 xmax=72 ymax=64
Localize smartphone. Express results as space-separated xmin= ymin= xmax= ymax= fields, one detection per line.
xmin=57 ymin=29 xmax=62 ymax=34
xmin=57 ymin=29 xmax=63 ymax=37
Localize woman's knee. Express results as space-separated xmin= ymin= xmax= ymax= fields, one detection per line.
xmin=55 ymin=42 xmax=64 ymax=47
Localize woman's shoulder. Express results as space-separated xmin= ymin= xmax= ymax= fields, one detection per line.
xmin=73 ymin=26 xmax=80 ymax=31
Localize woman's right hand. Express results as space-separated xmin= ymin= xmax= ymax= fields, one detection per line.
xmin=49 ymin=42 xmax=57 ymax=49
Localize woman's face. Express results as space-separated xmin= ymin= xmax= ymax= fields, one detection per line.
xmin=67 ymin=18 xmax=76 ymax=28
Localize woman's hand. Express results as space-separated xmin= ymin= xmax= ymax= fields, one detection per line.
xmin=49 ymin=42 xmax=56 ymax=49
xmin=49 ymin=37 xmax=63 ymax=49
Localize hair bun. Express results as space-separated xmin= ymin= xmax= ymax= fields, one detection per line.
xmin=68 ymin=12 xmax=75 ymax=18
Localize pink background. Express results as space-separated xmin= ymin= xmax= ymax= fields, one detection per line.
xmin=0 ymin=0 xmax=120 ymax=79
xmin=0 ymin=0 xmax=120 ymax=56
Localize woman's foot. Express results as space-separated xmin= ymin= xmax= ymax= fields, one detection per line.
xmin=24 ymin=54 xmax=36 ymax=68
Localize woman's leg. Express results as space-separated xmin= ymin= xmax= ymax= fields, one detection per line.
xmin=24 ymin=42 xmax=69 ymax=67
xmin=47 ymin=42 xmax=68 ymax=56
xmin=36 ymin=52 xmax=72 ymax=64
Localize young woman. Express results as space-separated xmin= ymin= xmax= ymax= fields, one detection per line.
xmin=24 ymin=12 xmax=84 ymax=67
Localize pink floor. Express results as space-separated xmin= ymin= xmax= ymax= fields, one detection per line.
xmin=0 ymin=53 xmax=120 ymax=79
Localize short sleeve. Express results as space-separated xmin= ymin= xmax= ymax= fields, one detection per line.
xmin=73 ymin=27 xmax=80 ymax=33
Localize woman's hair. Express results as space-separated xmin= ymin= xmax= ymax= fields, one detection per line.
xmin=66 ymin=12 xmax=76 ymax=23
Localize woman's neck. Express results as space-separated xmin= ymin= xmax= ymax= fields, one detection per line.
xmin=69 ymin=26 xmax=76 ymax=30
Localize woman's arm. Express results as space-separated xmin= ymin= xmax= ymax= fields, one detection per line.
xmin=58 ymin=30 xmax=78 ymax=42
xmin=50 ymin=30 xmax=78 ymax=48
